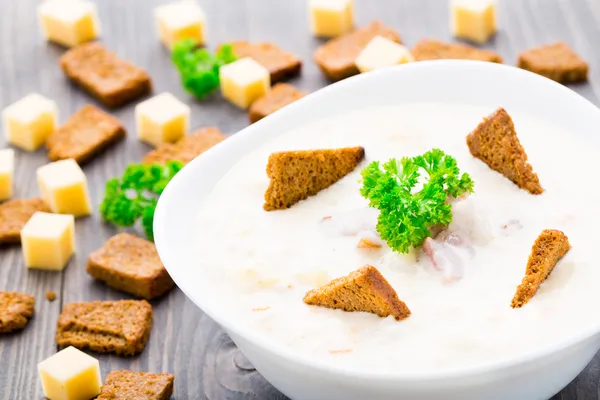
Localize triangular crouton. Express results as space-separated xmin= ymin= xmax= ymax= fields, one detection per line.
xmin=466 ymin=108 xmax=543 ymax=194
xmin=303 ymin=265 xmax=411 ymax=321
xmin=264 ymin=147 xmax=365 ymax=211
xmin=511 ymin=229 xmax=570 ymax=308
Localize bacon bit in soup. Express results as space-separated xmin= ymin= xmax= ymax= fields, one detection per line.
xmin=357 ymin=237 xmax=382 ymax=249
xmin=329 ymin=349 xmax=352 ymax=354
xmin=322 ymin=216 xmax=332 ymax=221
xmin=252 ymin=306 xmax=271 ymax=312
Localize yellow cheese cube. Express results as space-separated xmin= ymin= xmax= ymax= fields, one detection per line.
xmin=21 ymin=212 xmax=75 ymax=270
xmin=309 ymin=0 xmax=354 ymax=38
xmin=154 ymin=0 xmax=206 ymax=49
xmin=0 ymin=149 xmax=14 ymax=201
xmin=355 ymin=36 xmax=414 ymax=73
xmin=220 ymin=58 xmax=270 ymax=109
xmin=450 ymin=0 xmax=497 ymax=44
xmin=37 ymin=159 xmax=92 ymax=217
xmin=2 ymin=94 xmax=58 ymax=152
xmin=37 ymin=0 xmax=100 ymax=48
xmin=135 ymin=93 xmax=190 ymax=147
xmin=38 ymin=346 xmax=101 ymax=400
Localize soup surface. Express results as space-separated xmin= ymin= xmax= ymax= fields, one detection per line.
xmin=195 ymin=102 xmax=600 ymax=373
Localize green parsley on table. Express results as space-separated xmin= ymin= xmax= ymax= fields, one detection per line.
xmin=171 ymin=38 xmax=237 ymax=100
xmin=360 ymin=148 xmax=474 ymax=254
xmin=100 ymin=161 xmax=183 ymax=241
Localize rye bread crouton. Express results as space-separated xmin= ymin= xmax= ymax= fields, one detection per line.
xmin=46 ymin=105 xmax=126 ymax=164
xmin=98 ymin=371 xmax=174 ymax=400
xmin=249 ymin=83 xmax=306 ymax=123
xmin=56 ymin=300 xmax=153 ymax=355
xmin=228 ymin=41 xmax=302 ymax=83
xmin=517 ymin=42 xmax=588 ymax=84
xmin=86 ymin=233 xmax=174 ymax=300
xmin=314 ymin=21 xmax=401 ymax=81
xmin=0 ymin=198 xmax=49 ymax=244
xmin=412 ymin=39 xmax=503 ymax=63
xmin=466 ymin=108 xmax=543 ymax=194
xmin=264 ymin=146 xmax=365 ymax=211
xmin=142 ymin=127 xmax=225 ymax=165
xmin=304 ymin=265 xmax=411 ymax=321
xmin=0 ymin=291 xmax=35 ymax=333
xmin=511 ymin=230 xmax=571 ymax=308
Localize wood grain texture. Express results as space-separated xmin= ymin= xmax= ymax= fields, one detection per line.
xmin=0 ymin=0 xmax=599 ymax=399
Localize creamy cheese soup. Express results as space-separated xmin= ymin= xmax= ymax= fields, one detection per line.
xmin=195 ymin=102 xmax=600 ymax=373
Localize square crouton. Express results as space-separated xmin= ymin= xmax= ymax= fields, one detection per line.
xmin=98 ymin=370 xmax=174 ymax=400
xmin=228 ymin=41 xmax=302 ymax=83
xmin=411 ymin=39 xmax=502 ymax=63
xmin=249 ymin=83 xmax=306 ymax=123
xmin=86 ymin=233 xmax=175 ymax=300
xmin=0 ymin=292 xmax=35 ymax=333
xmin=0 ymin=198 xmax=49 ymax=244
xmin=517 ymin=42 xmax=588 ymax=84
xmin=56 ymin=300 xmax=153 ymax=355
xmin=143 ymin=127 xmax=225 ymax=165
xmin=46 ymin=105 xmax=125 ymax=164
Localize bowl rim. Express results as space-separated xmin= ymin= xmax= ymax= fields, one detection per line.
xmin=155 ymin=60 xmax=600 ymax=382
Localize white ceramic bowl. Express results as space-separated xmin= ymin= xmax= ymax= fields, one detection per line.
xmin=154 ymin=60 xmax=600 ymax=400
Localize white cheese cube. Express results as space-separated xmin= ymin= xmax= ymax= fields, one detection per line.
xmin=37 ymin=0 xmax=101 ymax=47
xmin=135 ymin=93 xmax=190 ymax=147
xmin=450 ymin=0 xmax=497 ymax=44
xmin=2 ymin=94 xmax=58 ymax=152
xmin=355 ymin=36 xmax=413 ymax=73
xmin=38 ymin=346 xmax=101 ymax=400
xmin=21 ymin=212 xmax=75 ymax=270
xmin=0 ymin=149 xmax=14 ymax=201
xmin=155 ymin=0 xmax=206 ymax=49
xmin=37 ymin=159 xmax=92 ymax=217
xmin=220 ymin=57 xmax=270 ymax=109
xmin=309 ymin=0 xmax=354 ymax=38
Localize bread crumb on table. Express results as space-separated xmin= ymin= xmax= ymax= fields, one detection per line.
xmin=45 ymin=291 xmax=57 ymax=302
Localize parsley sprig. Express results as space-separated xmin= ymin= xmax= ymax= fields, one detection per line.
xmin=171 ymin=38 xmax=237 ymax=99
xmin=360 ymin=149 xmax=474 ymax=254
xmin=100 ymin=161 xmax=183 ymax=241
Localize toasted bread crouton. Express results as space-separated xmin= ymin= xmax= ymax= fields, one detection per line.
xmin=303 ymin=265 xmax=411 ymax=321
xmin=511 ymin=230 xmax=571 ymax=308
xmin=0 ymin=291 xmax=35 ymax=333
xmin=264 ymin=147 xmax=365 ymax=211
xmin=466 ymin=108 xmax=543 ymax=194
xmin=412 ymin=39 xmax=503 ymax=63
xmin=142 ymin=127 xmax=225 ymax=165
xmin=517 ymin=42 xmax=588 ymax=84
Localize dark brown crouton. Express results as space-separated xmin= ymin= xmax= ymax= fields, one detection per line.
xmin=517 ymin=42 xmax=588 ymax=84
xmin=303 ymin=265 xmax=411 ymax=321
xmin=412 ymin=39 xmax=503 ymax=63
xmin=228 ymin=41 xmax=302 ymax=83
xmin=264 ymin=147 xmax=365 ymax=211
xmin=98 ymin=370 xmax=174 ymax=400
xmin=314 ymin=21 xmax=401 ymax=81
xmin=0 ymin=198 xmax=50 ymax=244
xmin=56 ymin=300 xmax=153 ymax=355
xmin=142 ymin=127 xmax=225 ymax=165
xmin=0 ymin=292 xmax=35 ymax=333
xmin=86 ymin=233 xmax=174 ymax=300
xmin=466 ymin=108 xmax=543 ymax=194
xmin=60 ymin=42 xmax=152 ymax=108
xmin=511 ymin=230 xmax=571 ymax=308
xmin=249 ymin=83 xmax=306 ymax=123
xmin=46 ymin=291 xmax=57 ymax=302
xmin=46 ymin=105 xmax=126 ymax=164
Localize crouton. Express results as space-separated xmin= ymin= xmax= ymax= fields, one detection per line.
xmin=511 ymin=230 xmax=571 ymax=308
xmin=466 ymin=108 xmax=543 ymax=194
xmin=303 ymin=265 xmax=411 ymax=321
xmin=0 ymin=292 xmax=35 ymax=333
xmin=517 ymin=42 xmax=588 ymax=84
xmin=98 ymin=371 xmax=174 ymax=400
xmin=412 ymin=39 xmax=502 ymax=63
xmin=264 ymin=146 xmax=365 ymax=211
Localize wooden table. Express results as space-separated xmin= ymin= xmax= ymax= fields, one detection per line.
xmin=1 ymin=0 xmax=599 ymax=398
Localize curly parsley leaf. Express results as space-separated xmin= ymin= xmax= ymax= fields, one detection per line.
xmin=360 ymin=149 xmax=474 ymax=254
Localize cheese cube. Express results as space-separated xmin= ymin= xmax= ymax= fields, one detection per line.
xmin=2 ymin=94 xmax=58 ymax=151
xmin=355 ymin=36 xmax=414 ymax=73
xmin=37 ymin=159 xmax=92 ymax=217
xmin=38 ymin=346 xmax=101 ymax=400
xmin=21 ymin=212 xmax=75 ymax=270
xmin=309 ymin=0 xmax=354 ymax=38
xmin=37 ymin=0 xmax=101 ymax=48
xmin=0 ymin=149 xmax=14 ymax=201
xmin=220 ymin=58 xmax=270 ymax=109
xmin=135 ymin=93 xmax=190 ymax=147
xmin=154 ymin=0 xmax=206 ymax=49
xmin=450 ymin=0 xmax=497 ymax=44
